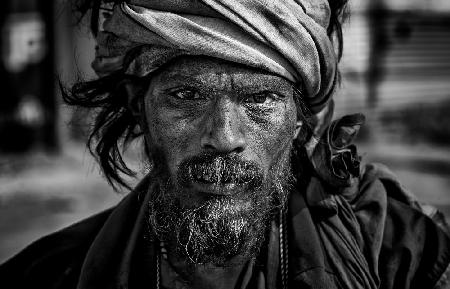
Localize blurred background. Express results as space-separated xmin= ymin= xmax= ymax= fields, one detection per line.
xmin=0 ymin=0 xmax=449 ymax=263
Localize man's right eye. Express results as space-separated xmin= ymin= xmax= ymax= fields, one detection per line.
xmin=169 ymin=89 xmax=202 ymax=100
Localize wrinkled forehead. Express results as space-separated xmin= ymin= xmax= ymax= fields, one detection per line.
xmin=149 ymin=56 xmax=295 ymax=94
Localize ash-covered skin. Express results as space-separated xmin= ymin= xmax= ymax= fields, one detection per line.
xmin=139 ymin=56 xmax=301 ymax=267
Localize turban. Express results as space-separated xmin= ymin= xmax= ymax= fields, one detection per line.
xmin=93 ymin=0 xmax=338 ymax=113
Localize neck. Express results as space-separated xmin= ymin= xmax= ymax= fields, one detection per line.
xmin=160 ymin=240 xmax=254 ymax=289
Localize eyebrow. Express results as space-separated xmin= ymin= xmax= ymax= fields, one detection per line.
xmin=234 ymin=77 xmax=291 ymax=91
xmin=157 ymin=71 xmax=293 ymax=95
xmin=157 ymin=73 xmax=206 ymax=87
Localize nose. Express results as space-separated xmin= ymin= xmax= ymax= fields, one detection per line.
xmin=200 ymin=98 xmax=246 ymax=154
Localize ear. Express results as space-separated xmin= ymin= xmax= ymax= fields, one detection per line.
xmin=124 ymin=81 xmax=144 ymax=121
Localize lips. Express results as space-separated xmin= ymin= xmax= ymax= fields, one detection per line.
xmin=177 ymin=153 xmax=264 ymax=194
xmin=188 ymin=164 xmax=255 ymax=185
xmin=188 ymin=167 xmax=242 ymax=195
xmin=190 ymin=181 xmax=242 ymax=196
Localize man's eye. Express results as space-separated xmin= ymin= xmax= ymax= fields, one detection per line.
xmin=244 ymin=92 xmax=280 ymax=104
xmin=169 ymin=89 xmax=202 ymax=100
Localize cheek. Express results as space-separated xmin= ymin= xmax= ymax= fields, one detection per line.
xmin=246 ymin=99 xmax=297 ymax=168
xmin=145 ymin=100 xmax=200 ymax=174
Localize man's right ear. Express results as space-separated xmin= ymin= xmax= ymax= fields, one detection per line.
xmin=124 ymin=81 xmax=144 ymax=121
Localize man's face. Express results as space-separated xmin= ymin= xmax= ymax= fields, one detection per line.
xmin=144 ymin=56 xmax=299 ymax=198
xmin=142 ymin=56 xmax=300 ymax=264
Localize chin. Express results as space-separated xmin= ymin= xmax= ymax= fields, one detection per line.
xmin=150 ymin=187 xmax=272 ymax=265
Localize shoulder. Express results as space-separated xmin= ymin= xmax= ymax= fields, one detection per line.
xmin=359 ymin=163 xmax=450 ymax=289
xmin=0 ymin=208 xmax=114 ymax=289
xmin=299 ymin=112 xmax=450 ymax=288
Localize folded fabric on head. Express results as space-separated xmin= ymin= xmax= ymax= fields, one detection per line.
xmin=92 ymin=0 xmax=338 ymax=113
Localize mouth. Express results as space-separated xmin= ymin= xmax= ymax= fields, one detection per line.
xmin=177 ymin=154 xmax=264 ymax=196
xmin=187 ymin=167 xmax=254 ymax=195
xmin=190 ymin=181 xmax=242 ymax=196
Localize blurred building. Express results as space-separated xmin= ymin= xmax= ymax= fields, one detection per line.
xmin=0 ymin=0 xmax=56 ymax=153
xmin=0 ymin=0 xmax=97 ymax=154
xmin=336 ymin=0 xmax=450 ymax=144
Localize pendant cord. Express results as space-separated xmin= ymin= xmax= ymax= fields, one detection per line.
xmin=156 ymin=243 xmax=161 ymax=289
xmin=279 ymin=208 xmax=288 ymax=289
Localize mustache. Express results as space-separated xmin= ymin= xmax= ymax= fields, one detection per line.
xmin=177 ymin=153 xmax=264 ymax=188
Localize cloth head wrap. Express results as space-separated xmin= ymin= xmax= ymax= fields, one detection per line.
xmin=93 ymin=0 xmax=338 ymax=113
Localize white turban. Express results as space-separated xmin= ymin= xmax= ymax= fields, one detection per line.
xmin=92 ymin=0 xmax=337 ymax=113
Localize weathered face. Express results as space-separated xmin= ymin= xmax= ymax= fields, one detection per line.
xmin=142 ymin=56 xmax=301 ymax=264
xmin=143 ymin=56 xmax=299 ymax=200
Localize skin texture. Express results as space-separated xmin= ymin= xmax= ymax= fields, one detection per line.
xmin=133 ymin=56 xmax=302 ymax=207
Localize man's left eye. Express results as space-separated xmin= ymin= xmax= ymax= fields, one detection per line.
xmin=244 ymin=92 xmax=281 ymax=104
xmin=169 ymin=89 xmax=202 ymax=100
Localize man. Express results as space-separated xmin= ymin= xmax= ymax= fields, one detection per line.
xmin=1 ymin=0 xmax=450 ymax=288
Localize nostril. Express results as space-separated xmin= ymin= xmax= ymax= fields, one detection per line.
xmin=202 ymin=143 xmax=216 ymax=151
xmin=200 ymin=132 xmax=246 ymax=153
xmin=233 ymin=146 xmax=245 ymax=154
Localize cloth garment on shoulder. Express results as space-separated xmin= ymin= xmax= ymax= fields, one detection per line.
xmin=1 ymin=161 xmax=450 ymax=289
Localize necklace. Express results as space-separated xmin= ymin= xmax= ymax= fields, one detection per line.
xmin=279 ymin=207 xmax=288 ymax=289
xmin=154 ymin=209 xmax=288 ymax=289
xmin=156 ymin=249 xmax=161 ymax=289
